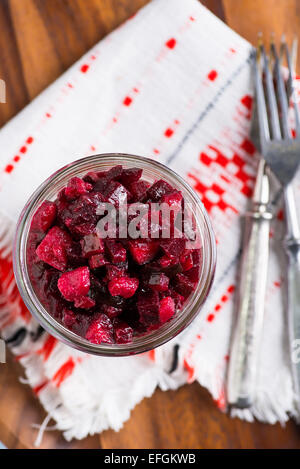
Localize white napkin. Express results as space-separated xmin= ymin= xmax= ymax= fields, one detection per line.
xmin=0 ymin=0 xmax=299 ymax=442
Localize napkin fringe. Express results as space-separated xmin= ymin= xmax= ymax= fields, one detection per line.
xmin=37 ymin=364 xmax=167 ymax=441
xmin=182 ymin=340 xmax=299 ymax=425
xmin=231 ymin=389 xmax=296 ymax=425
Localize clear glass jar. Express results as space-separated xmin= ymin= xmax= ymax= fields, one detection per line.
xmin=13 ymin=153 xmax=216 ymax=356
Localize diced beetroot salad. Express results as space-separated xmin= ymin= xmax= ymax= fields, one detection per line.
xmin=27 ymin=165 xmax=201 ymax=345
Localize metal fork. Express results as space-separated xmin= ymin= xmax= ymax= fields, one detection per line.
xmin=254 ymin=37 xmax=300 ymax=406
xmin=227 ymin=62 xmax=272 ymax=408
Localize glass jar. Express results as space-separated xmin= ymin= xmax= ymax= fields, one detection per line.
xmin=13 ymin=153 xmax=216 ymax=356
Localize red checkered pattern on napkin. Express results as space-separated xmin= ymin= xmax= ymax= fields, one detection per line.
xmin=0 ymin=0 xmax=299 ymax=442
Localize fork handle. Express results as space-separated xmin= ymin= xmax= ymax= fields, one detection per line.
xmin=286 ymin=238 xmax=300 ymax=399
xmin=227 ymin=195 xmax=272 ymax=408
xmin=284 ymin=185 xmax=300 ymax=404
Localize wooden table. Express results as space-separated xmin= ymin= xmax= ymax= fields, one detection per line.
xmin=1 ymin=0 xmax=300 ymax=449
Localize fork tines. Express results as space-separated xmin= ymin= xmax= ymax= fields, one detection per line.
xmin=254 ymin=35 xmax=300 ymax=142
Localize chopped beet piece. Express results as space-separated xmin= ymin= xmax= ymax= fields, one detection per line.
xmin=74 ymin=295 xmax=96 ymax=309
xmin=159 ymin=297 xmax=175 ymax=323
xmin=104 ymin=180 xmax=131 ymax=207
xmin=137 ymin=290 xmax=160 ymax=325
xmin=73 ymin=223 xmax=96 ymax=236
xmin=106 ymin=165 xmax=123 ymax=180
xmin=83 ymin=171 xmax=99 ymax=183
xmin=148 ymin=273 xmax=169 ymax=292
xmin=59 ymin=192 xmax=105 ymax=232
xmin=31 ymin=200 xmax=57 ymax=232
xmin=105 ymin=239 xmax=127 ymax=263
xmin=105 ymin=264 xmax=127 ymax=281
xmin=180 ymin=251 xmax=194 ymax=271
xmin=108 ymin=277 xmax=139 ymax=298
xmin=36 ymin=226 xmax=72 ymax=271
xmin=160 ymin=289 xmax=185 ymax=310
xmin=128 ymin=239 xmax=159 ymax=265
xmin=85 ymin=314 xmax=114 ymax=344
xmin=66 ymin=242 xmax=85 ymax=268
xmin=62 ymin=308 xmax=77 ymax=328
xmin=58 ymin=266 xmax=90 ymax=301
xmin=65 ymin=177 xmax=92 ymax=200
xmin=103 ymin=305 xmax=122 ymax=318
xmin=161 ymin=238 xmax=186 ymax=258
xmin=119 ymin=168 xmax=142 ymax=185
xmin=185 ymin=266 xmax=200 ymax=282
xmin=161 ymin=190 xmax=183 ymax=209
xmin=93 ymin=165 xmax=123 ymax=193
xmin=174 ymin=273 xmax=195 ymax=297
xmin=80 ymin=233 xmax=104 ymax=257
xmin=147 ymin=179 xmax=173 ymax=201
xmin=89 ymin=254 xmax=108 ymax=270
xmin=129 ymin=180 xmax=151 ymax=201
xmin=114 ymin=320 xmax=133 ymax=344
xmin=158 ymin=254 xmax=178 ymax=269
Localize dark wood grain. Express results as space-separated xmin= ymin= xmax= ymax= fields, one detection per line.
xmin=223 ymin=0 xmax=300 ymax=66
xmin=1 ymin=0 xmax=300 ymax=449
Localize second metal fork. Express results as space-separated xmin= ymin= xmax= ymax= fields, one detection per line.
xmin=254 ymin=37 xmax=300 ymax=407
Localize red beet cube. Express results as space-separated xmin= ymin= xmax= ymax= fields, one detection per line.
xmin=137 ymin=290 xmax=159 ymax=325
xmin=174 ymin=273 xmax=195 ymax=297
xmin=36 ymin=226 xmax=72 ymax=271
xmin=159 ymin=297 xmax=175 ymax=323
xmin=60 ymin=192 xmax=105 ymax=232
xmin=102 ymin=305 xmax=122 ymax=318
xmin=105 ymin=239 xmax=127 ymax=264
xmin=58 ymin=266 xmax=90 ymax=301
xmin=62 ymin=308 xmax=77 ymax=328
xmin=85 ymin=314 xmax=114 ymax=344
xmin=161 ymin=190 xmax=183 ymax=209
xmin=93 ymin=166 xmax=123 ymax=193
xmin=73 ymin=295 xmax=96 ymax=309
xmin=158 ymin=254 xmax=178 ymax=269
xmin=83 ymin=171 xmax=99 ymax=183
xmin=73 ymin=223 xmax=96 ymax=236
xmin=161 ymin=238 xmax=186 ymax=258
xmin=89 ymin=254 xmax=108 ymax=270
xmin=105 ymin=165 xmax=124 ymax=180
xmin=65 ymin=177 xmax=92 ymax=200
xmin=129 ymin=180 xmax=151 ymax=201
xmin=106 ymin=264 xmax=127 ymax=281
xmin=185 ymin=266 xmax=200 ymax=282
xmin=114 ymin=320 xmax=133 ymax=344
xmin=128 ymin=239 xmax=159 ymax=265
xmin=148 ymin=273 xmax=169 ymax=292
xmin=80 ymin=233 xmax=104 ymax=257
xmin=104 ymin=181 xmax=131 ymax=207
xmin=108 ymin=277 xmax=139 ymax=298
xmin=180 ymin=251 xmax=194 ymax=271
xmin=119 ymin=168 xmax=142 ymax=185
xmin=147 ymin=179 xmax=173 ymax=202
xmin=31 ymin=200 xmax=57 ymax=233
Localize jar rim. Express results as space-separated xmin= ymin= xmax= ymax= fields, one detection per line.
xmin=13 ymin=153 xmax=216 ymax=356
